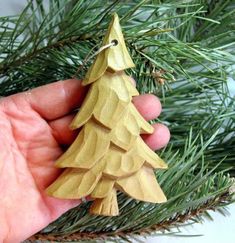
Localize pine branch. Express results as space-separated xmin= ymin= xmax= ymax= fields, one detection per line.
xmin=27 ymin=192 xmax=233 ymax=242
xmin=33 ymin=131 xmax=233 ymax=237
xmin=0 ymin=35 xmax=95 ymax=74
xmin=1 ymin=0 xmax=234 ymax=95
xmin=1 ymin=0 xmax=234 ymax=240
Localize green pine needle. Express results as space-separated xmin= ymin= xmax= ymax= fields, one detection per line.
xmin=1 ymin=0 xmax=234 ymax=241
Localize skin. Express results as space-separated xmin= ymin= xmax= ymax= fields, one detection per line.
xmin=0 ymin=79 xmax=170 ymax=243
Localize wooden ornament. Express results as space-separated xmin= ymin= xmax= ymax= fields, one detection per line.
xmin=83 ymin=13 xmax=135 ymax=85
xmin=46 ymin=13 xmax=168 ymax=216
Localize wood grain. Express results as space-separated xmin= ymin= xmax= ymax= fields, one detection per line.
xmin=90 ymin=188 xmax=119 ymax=216
xmin=116 ymin=166 xmax=167 ymax=203
xmin=46 ymin=13 xmax=167 ymax=216
xmin=83 ymin=14 xmax=135 ymax=85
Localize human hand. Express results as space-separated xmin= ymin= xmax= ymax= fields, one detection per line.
xmin=0 ymin=79 xmax=170 ymax=242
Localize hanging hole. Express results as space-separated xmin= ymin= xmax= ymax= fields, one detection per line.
xmin=111 ymin=39 xmax=118 ymax=46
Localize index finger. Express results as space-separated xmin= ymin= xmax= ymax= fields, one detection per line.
xmin=26 ymin=79 xmax=87 ymax=120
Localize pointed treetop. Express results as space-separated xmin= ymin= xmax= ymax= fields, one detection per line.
xmin=83 ymin=13 xmax=135 ymax=85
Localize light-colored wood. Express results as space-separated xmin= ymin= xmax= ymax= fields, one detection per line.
xmin=129 ymin=103 xmax=154 ymax=134
xmin=116 ymin=166 xmax=167 ymax=203
xmin=83 ymin=14 xmax=135 ymax=85
xmin=71 ymin=71 xmax=138 ymax=130
xmin=46 ymin=13 xmax=167 ymax=217
xmin=137 ymin=138 xmax=168 ymax=169
xmin=123 ymin=74 xmax=139 ymax=97
xmin=91 ymin=177 xmax=115 ymax=198
xmin=56 ymin=120 xmax=110 ymax=169
xmin=93 ymin=86 xmax=127 ymax=129
xmin=89 ymin=188 xmax=119 ymax=216
xmin=46 ymin=160 xmax=105 ymax=199
xmin=102 ymin=144 xmax=145 ymax=179
xmin=71 ymin=71 xmax=153 ymax=134
xmin=111 ymin=116 xmax=138 ymax=151
xmin=69 ymin=84 xmax=98 ymax=130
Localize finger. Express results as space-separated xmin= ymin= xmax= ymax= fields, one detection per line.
xmin=132 ymin=94 xmax=162 ymax=120
xmin=130 ymin=77 xmax=136 ymax=86
xmin=142 ymin=123 xmax=170 ymax=150
xmin=50 ymin=94 xmax=163 ymax=145
xmin=44 ymin=196 xmax=81 ymax=222
xmin=51 ymin=116 xmax=170 ymax=150
xmin=25 ymin=79 xmax=87 ymax=120
xmin=49 ymin=113 xmax=79 ymax=145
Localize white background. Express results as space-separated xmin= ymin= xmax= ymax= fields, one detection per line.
xmin=1 ymin=1 xmax=235 ymax=242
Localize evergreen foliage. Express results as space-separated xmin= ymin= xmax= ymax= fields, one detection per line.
xmin=0 ymin=0 xmax=234 ymax=241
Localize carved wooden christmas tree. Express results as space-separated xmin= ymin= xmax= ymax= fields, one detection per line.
xmin=46 ymin=13 xmax=168 ymax=216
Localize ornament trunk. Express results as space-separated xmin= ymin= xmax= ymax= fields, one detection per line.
xmin=46 ymin=14 xmax=168 ymax=216
xmin=0 ymin=1 xmax=234 ymax=242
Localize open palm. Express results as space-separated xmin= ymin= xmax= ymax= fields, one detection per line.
xmin=0 ymin=79 xmax=170 ymax=243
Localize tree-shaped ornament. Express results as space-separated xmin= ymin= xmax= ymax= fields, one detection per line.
xmin=46 ymin=13 xmax=168 ymax=216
